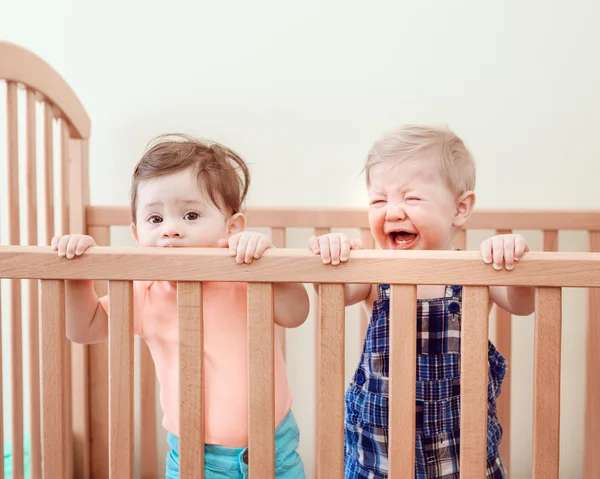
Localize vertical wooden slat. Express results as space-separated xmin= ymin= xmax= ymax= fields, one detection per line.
xmin=460 ymin=286 xmax=489 ymax=479
xmin=248 ymin=283 xmax=275 ymax=477
xmin=108 ymin=281 xmax=134 ymax=478
xmin=60 ymin=121 xmax=74 ymax=479
xmin=532 ymin=287 xmax=562 ymax=478
xmin=25 ymin=88 xmax=42 ymax=479
xmin=69 ymin=138 xmax=90 ymax=479
xmin=317 ymin=284 xmax=345 ymax=478
xmin=359 ymin=229 xmax=375 ymax=347
xmin=543 ymin=230 xmax=559 ymax=253
xmin=7 ymin=80 xmax=25 ymax=479
xmin=388 ymin=285 xmax=417 ymax=477
xmin=494 ymin=228 xmax=512 ymax=473
xmin=453 ymin=228 xmax=467 ymax=250
xmin=271 ymin=227 xmax=287 ymax=359
xmin=87 ymin=226 xmax=110 ymax=479
xmin=44 ymin=102 xmax=54 ymax=244
xmin=0 ymin=205 xmax=3 ymax=479
xmin=584 ymin=231 xmax=600 ymax=479
xmin=178 ymin=282 xmax=204 ymax=478
xmin=140 ymin=341 xmax=158 ymax=479
xmin=313 ymin=227 xmax=331 ymax=478
xmin=40 ymin=280 xmax=66 ymax=478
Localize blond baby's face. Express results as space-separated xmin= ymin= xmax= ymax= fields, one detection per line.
xmin=367 ymin=157 xmax=473 ymax=251
xmin=132 ymin=167 xmax=242 ymax=248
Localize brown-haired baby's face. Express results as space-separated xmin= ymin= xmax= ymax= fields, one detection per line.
xmin=132 ymin=167 xmax=232 ymax=248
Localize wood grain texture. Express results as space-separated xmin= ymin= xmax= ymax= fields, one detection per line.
xmin=248 ymin=283 xmax=275 ymax=478
xmin=532 ymin=287 xmax=562 ymax=479
xmin=388 ymin=285 xmax=417 ymax=478
xmin=317 ymin=284 xmax=345 ymax=478
xmin=178 ymin=282 xmax=205 ymax=478
xmin=40 ymin=280 xmax=66 ymax=478
xmin=584 ymin=231 xmax=600 ymax=478
xmin=460 ymin=286 xmax=490 ymax=479
xmin=108 ymin=281 xmax=134 ymax=478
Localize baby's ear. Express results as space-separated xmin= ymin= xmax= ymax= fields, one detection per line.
xmin=130 ymin=223 xmax=140 ymax=246
xmin=453 ymin=191 xmax=475 ymax=228
xmin=228 ymin=213 xmax=246 ymax=236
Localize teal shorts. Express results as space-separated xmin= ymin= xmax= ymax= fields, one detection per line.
xmin=165 ymin=409 xmax=306 ymax=478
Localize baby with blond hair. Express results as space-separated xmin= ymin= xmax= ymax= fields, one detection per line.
xmin=310 ymin=124 xmax=534 ymax=478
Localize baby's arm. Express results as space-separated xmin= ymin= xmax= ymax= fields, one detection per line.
xmin=308 ymin=233 xmax=372 ymax=307
xmin=480 ymin=234 xmax=536 ymax=316
xmin=51 ymin=234 xmax=108 ymax=344
xmin=223 ymin=231 xmax=311 ymax=328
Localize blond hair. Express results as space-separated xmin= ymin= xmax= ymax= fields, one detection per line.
xmin=364 ymin=124 xmax=476 ymax=195
xmin=131 ymin=134 xmax=250 ymax=223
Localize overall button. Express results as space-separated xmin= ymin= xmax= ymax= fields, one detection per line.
xmin=242 ymin=451 xmax=248 ymax=464
xmin=380 ymin=284 xmax=390 ymax=290
xmin=451 ymin=285 xmax=461 ymax=292
xmin=355 ymin=371 xmax=366 ymax=386
xmin=448 ymin=302 xmax=460 ymax=314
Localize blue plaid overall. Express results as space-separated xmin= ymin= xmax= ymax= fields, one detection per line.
xmin=344 ymin=284 xmax=508 ymax=478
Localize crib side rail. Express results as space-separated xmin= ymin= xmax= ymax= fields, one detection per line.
xmin=0 ymin=247 xmax=591 ymax=478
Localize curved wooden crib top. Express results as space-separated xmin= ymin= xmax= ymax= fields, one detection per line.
xmin=0 ymin=41 xmax=90 ymax=139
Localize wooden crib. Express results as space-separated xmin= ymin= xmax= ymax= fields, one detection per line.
xmin=1 ymin=40 xmax=600 ymax=479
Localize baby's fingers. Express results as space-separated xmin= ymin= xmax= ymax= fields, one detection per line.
xmin=491 ymin=237 xmax=505 ymax=270
xmin=308 ymin=235 xmax=320 ymax=254
xmin=350 ymin=239 xmax=364 ymax=250
xmin=480 ymin=238 xmax=493 ymax=264
xmin=318 ymin=236 xmax=332 ymax=264
xmin=514 ymin=236 xmax=528 ymax=261
xmin=503 ymin=237 xmax=516 ymax=271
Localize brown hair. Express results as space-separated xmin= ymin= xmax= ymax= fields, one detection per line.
xmin=131 ymin=134 xmax=250 ymax=223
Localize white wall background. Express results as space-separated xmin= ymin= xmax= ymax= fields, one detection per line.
xmin=2 ymin=0 xmax=600 ymax=477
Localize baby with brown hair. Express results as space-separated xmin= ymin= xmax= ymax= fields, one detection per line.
xmin=53 ymin=134 xmax=309 ymax=478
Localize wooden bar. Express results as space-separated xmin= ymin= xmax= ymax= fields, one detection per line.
xmin=108 ymin=281 xmax=134 ymax=478
xmin=317 ymin=284 xmax=345 ymax=478
xmin=584 ymin=231 xmax=600 ymax=478
xmin=532 ymin=287 xmax=562 ymax=478
xmin=44 ymin=102 xmax=55 ymax=244
xmin=40 ymin=280 xmax=66 ymax=478
xmin=4 ymin=247 xmax=600 ymax=286
xmin=271 ymin=227 xmax=287 ymax=359
xmin=248 ymin=283 xmax=275 ymax=477
xmin=178 ymin=282 xmax=204 ymax=478
xmin=0 ymin=241 xmax=4 ymax=479
xmin=69 ymin=138 xmax=90 ymax=479
xmin=313 ymin=227 xmax=331 ymax=478
xmin=140 ymin=341 xmax=157 ymax=479
xmin=87 ymin=226 xmax=110 ymax=479
xmin=453 ymin=228 xmax=467 ymax=250
xmin=60 ymin=120 xmax=74 ymax=479
xmin=86 ymin=205 xmax=600 ymax=231
xmin=359 ymin=228 xmax=375 ymax=347
xmin=543 ymin=230 xmax=559 ymax=253
xmin=25 ymin=87 xmax=42 ymax=479
xmin=388 ymin=285 xmax=417 ymax=477
xmin=7 ymin=80 xmax=25 ymax=479
xmin=494 ymin=229 xmax=512 ymax=474
xmin=460 ymin=286 xmax=490 ymax=479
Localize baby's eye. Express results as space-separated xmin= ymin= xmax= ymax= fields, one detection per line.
xmin=184 ymin=211 xmax=200 ymax=221
xmin=406 ymin=197 xmax=421 ymax=202
xmin=148 ymin=215 xmax=163 ymax=224
xmin=369 ymin=199 xmax=386 ymax=206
